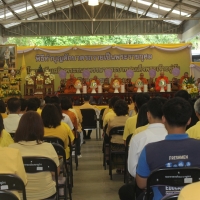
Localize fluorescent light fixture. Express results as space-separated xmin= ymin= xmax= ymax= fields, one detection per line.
xmin=88 ymin=0 xmax=99 ymax=6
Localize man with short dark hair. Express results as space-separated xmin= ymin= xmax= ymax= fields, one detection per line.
xmin=3 ymin=97 xmax=21 ymax=133
xmin=123 ymin=93 xmax=150 ymax=142
xmin=136 ymin=97 xmax=200 ymax=200
xmin=128 ymin=97 xmax=167 ymax=178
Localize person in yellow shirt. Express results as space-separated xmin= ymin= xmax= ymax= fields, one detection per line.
xmin=123 ymin=93 xmax=150 ymax=143
xmin=0 ymin=99 xmax=7 ymax=119
xmin=41 ymin=104 xmax=74 ymax=159
xmin=103 ymin=96 xmax=120 ymax=128
xmin=0 ymin=114 xmax=13 ymax=147
xmin=178 ymin=182 xmax=200 ymax=200
xmin=0 ymin=146 xmax=27 ymax=199
xmin=186 ymin=98 xmax=200 ymax=139
xmin=9 ymin=111 xmax=58 ymax=200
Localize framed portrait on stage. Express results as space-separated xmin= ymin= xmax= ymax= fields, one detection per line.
xmin=0 ymin=44 xmax=17 ymax=70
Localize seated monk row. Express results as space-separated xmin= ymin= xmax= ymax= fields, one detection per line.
xmin=64 ymin=71 xmax=189 ymax=94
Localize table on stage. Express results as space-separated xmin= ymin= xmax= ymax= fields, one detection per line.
xmin=58 ymin=91 xmax=176 ymax=105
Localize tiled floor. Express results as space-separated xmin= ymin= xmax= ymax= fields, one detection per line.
xmin=72 ymin=137 xmax=124 ymax=200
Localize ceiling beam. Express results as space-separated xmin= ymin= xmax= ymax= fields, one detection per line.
xmin=27 ymin=0 xmax=40 ymax=18
xmin=1 ymin=0 xmax=21 ymax=20
xmin=0 ymin=16 xmax=200 ymax=24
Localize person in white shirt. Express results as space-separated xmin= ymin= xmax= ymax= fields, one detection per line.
xmin=128 ymin=97 xmax=168 ymax=177
xmin=3 ymin=98 xmax=21 ymax=133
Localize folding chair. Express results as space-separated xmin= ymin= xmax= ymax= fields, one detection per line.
xmin=52 ymin=143 xmax=72 ymax=200
xmin=162 ymin=194 xmax=178 ymax=200
xmin=102 ymin=124 xmax=109 ymax=170
xmin=108 ymin=126 xmax=125 ymax=180
xmin=0 ymin=190 xmax=19 ymax=200
xmin=124 ymin=133 xmax=133 ymax=183
xmin=0 ymin=174 xmax=27 ymax=200
xmin=145 ymin=167 xmax=200 ymax=200
xmin=98 ymin=108 xmax=106 ymax=139
xmin=43 ymin=137 xmax=75 ymax=187
xmin=9 ymin=133 xmax=15 ymax=139
xmin=80 ymin=109 xmax=98 ymax=139
xmin=22 ymin=157 xmax=59 ymax=200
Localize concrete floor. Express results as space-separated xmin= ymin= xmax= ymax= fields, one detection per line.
xmin=72 ymin=137 xmax=124 ymax=200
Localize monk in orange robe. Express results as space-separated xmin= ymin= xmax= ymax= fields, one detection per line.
xmin=155 ymin=71 xmax=169 ymax=91
xmin=64 ymin=73 xmax=77 ymax=93
xmin=88 ymin=76 xmax=101 ymax=93
xmin=109 ymin=74 xmax=122 ymax=93
xmin=134 ymin=73 xmax=148 ymax=91
xmin=179 ymin=72 xmax=189 ymax=89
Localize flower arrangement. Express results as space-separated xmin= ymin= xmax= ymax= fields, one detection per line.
xmin=44 ymin=70 xmax=51 ymax=76
xmin=45 ymin=78 xmax=51 ymax=84
xmin=30 ymin=70 xmax=36 ymax=77
xmin=182 ymin=76 xmax=198 ymax=98
xmin=1 ymin=84 xmax=8 ymax=89
xmin=49 ymin=74 xmax=55 ymax=80
xmin=10 ymin=80 xmax=17 ymax=85
xmin=28 ymin=78 xmax=34 ymax=85
xmin=15 ymin=76 xmax=22 ymax=81
xmin=7 ymin=89 xmax=21 ymax=96
xmin=36 ymin=74 xmax=44 ymax=81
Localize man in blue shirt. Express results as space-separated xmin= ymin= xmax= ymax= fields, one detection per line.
xmin=136 ymin=97 xmax=200 ymax=200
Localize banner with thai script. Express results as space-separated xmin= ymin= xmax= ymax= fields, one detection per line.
xmin=17 ymin=44 xmax=191 ymax=90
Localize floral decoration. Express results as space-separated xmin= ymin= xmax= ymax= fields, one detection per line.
xmin=7 ymin=89 xmax=21 ymax=96
xmin=182 ymin=76 xmax=198 ymax=99
xmin=10 ymin=80 xmax=18 ymax=85
xmin=36 ymin=74 xmax=44 ymax=81
xmin=45 ymin=78 xmax=51 ymax=84
xmin=44 ymin=70 xmax=51 ymax=76
xmin=30 ymin=70 xmax=36 ymax=77
xmin=1 ymin=84 xmax=8 ymax=89
xmin=15 ymin=76 xmax=22 ymax=81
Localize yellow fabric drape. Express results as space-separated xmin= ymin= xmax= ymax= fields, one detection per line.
xmin=21 ymin=54 xmax=27 ymax=85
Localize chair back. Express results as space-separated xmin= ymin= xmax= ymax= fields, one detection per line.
xmin=146 ymin=167 xmax=200 ymax=200
xmin=22 ymin=157 xmax=59 ymax=199
xmin=109 ymin=126 xmax=124 ymax=136
xmin=99 ymin=108 xmax=106 ymax=129
xmin=43 ymin=137 xmax=65 ymax=147
xmin=162 ymin=194 xmax=178 ymax=200
xmin=9 ymin=133 xmax=15 ymax=139
xmin=80 ymin=109 xmax=97 ymax=129
xmin=0 ymin=190 xmax=19 ymax=200
xmin=0 ymin=174 xmax=27 ymax=200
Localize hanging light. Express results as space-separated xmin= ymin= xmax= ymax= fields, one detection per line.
xmin=88 ymin=0 xmax=99 ymax=6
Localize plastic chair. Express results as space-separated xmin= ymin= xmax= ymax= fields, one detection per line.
xmin=162 ymin=194 xmax=178 ymax=200
xmin=102 ymin=124 xmax=109 ymax=170
xmin=124 ymin=133 xmax=133 ymax=183
xmin=43 ymin=136 xmax=75 ymax=186
xmin=52 ymin=143 xmax=72 ymax=200
xmin=22 ymin=157 xmax=59 ymax=200
xmin=9 ymin=133 xmax=15 ymax=139
xmin=108 ymin=126 xmax=125 ymax=180
xmin=145 ymin=167 xmax=200 ymax=200
xmin=0 ymin=190 xmax=19 ymax=200
xmin=99 ymin=108 xmax=106 ymax=139
xmin=80 ymin=109 xmax=98 ymax=139
xmin=0 ymin=174 xmax=27 ymax=200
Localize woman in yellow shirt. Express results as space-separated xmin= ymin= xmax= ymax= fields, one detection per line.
xmin=0 ymin=114 xmax=13 ymax=147
xmin=41 ymin=104 xmax=74 ymax=159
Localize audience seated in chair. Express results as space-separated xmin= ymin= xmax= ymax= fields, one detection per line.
xmin=79 ymin=94 xmax=99 ymax=139
xmin=9 ymin=111 xmax=59 ymax=200
xmin=3 ymin=97 xmax=21 ymax=134
xmin=0 ymin=99 xmax=7 ymax=119
xmin=178 ymin=181 xmax=200 ymax=200
xmin=18 ymin=98 xmax=28 ymax=117
xmin=41 ymin=104 xmax=74 ymax=159
xmin=135 ymin=97 xmax=200 ymax=200
xmin=0 ymin=114 xmax=13 ymax=147
xmin=123 ymin=93 xmax=150 ymax=143
xmin=186 ymin=98 xmax=200 ymax=139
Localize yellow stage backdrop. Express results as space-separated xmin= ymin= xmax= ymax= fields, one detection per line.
xmin=17 ymin=43 xmax=192 ymax=91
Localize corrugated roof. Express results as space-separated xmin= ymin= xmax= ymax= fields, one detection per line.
xmin=0 ymin=0 xmax=199 ymax=36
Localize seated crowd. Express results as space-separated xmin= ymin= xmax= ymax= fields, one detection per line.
xmin=1 ymin=90 xmax=200 ymax=199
